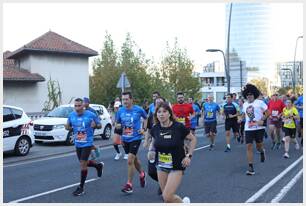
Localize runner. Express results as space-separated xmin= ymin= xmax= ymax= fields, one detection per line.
xmin=188 ymin=97 xmax=201 ymax=135
xmin=239 ymin=84 xmax=268 ymax=175
xmin=112 ymin=99 xmax=129 ymax=160
xmin=221 ymin=93 xmax=240 ymax=152
xmin=143 ymin=96 xmax=166 ymax=195
xmin=238 ymin=98 xmax=246 ymax=144
xmin=282 ymin=99 xmax=300 ymax=158
xmin=202 ymin=95 xmax=220 ymax=150
xmin=294 ymin=94 xmax=303 ymax=146
xmin=172 ymin=92 xmax=194 ymax=154
xmin=148 ymin=102 xmax=197 ymax=203
xmin=149 ymin=91 xmax=161 ymax=115
xmin=115 ymin=92 xmax=148 ymax=194
xmin=172 ymin=92 xmax=194 ymax=130
xmin=267 ymin=93 xmax=285 ymax=150
xmin=65 ymin=98 xmax=104 ymax=196
xmin=83 ymin=97 xmax=101 ymax=159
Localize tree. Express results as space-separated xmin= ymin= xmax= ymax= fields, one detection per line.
xmin=160 ymin=39 xmax=201 ymax=102
xmin=42 ymin=77 xmax=62 ymax=112
xmin=118 ymin=33 xmax=155 ymax=104
xmin=249 ymin=77 xmax=269 ymax=95
xmin=90 ymin=32 xmax=121 ymax=106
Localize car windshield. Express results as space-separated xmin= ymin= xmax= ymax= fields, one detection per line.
xmin=46 ymin=107 xmax=73 ymax=118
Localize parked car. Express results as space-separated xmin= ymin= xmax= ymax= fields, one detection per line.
xmin=3 ymin=105 xmax=35 ymax=156
xmin=33 ymin=104 xmax=112 ymax=145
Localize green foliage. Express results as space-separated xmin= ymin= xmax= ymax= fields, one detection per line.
xmin=42 ymin=77 xmax=62 ymax=112
xmin=90 ymin=33 xmax=202 ymax=106
xmin=160 ymin=39 xmax=201 ymax=102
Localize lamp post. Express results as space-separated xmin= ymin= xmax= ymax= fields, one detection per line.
xmin=206 ymin=49 xmax=230 ymax=93
xmin=281 ymin=68 xmax=294 ymax=88
xmin=293 ymin=35 xmax=303 ymax=94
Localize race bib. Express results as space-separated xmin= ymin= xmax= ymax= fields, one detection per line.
xmin=248 ymin=121 xmax=258 ymax=129
xmin=123 ymin=127 xmax=134 ymax=137
xmin=76 ymin=131 xmax=87 ymax=142
xmin=207 ymin=111 xmax=213 ymax=118
xmin=272 ymin=110 xmax=279 ymax=117
xmin=158 ymin=152 xmax=173 ymax=169
xmin=177 ymin=117 xmax=185 ymax=125
xmin=284 ymin=118 xmax=293 ymax=125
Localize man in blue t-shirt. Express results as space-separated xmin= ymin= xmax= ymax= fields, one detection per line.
xmin=188 ymin=97 xmax=201 ymax=135
xmin=202 ymin=95 xmax=220 ymax=150
xmin=222 ymin=93 xmax=240 ymax=152
xmin=65 ymin=98 xmax=104 ymax=196
xmin=114 ymin=91 xmax=148 ymax=194
xmin=294 ymin=94 xmax=303 ymax=145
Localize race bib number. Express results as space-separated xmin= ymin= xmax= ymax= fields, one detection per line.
xmin=207 ymin=112 xmax=213 ymax=118
xmin=123 ymin=127 xmax=134 ymax=137
xmin=248 ymin=121 xmax=258 ymax=129
xmin=272 ymin=110 xmax=279 ymax=117
xmin=158 ymin=153 xmax=173 ymax=169
xmin=76 ymin=131 xmax=87 ymax=142
xmin=177 ymin=117 xmax=185 ymax=125
xmin=284 ymin=118 xmax=293 ymax=125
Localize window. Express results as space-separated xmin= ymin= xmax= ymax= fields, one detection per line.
xmin=11 ymin=108 xmax=23 ymax=119
xmin=3 ymin=107 xmax=15 ymax=122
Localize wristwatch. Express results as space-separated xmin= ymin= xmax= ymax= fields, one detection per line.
xmin=186 ymin=154 xmax=192 ymax=159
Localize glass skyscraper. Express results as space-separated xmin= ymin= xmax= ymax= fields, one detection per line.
xmin=226 ymin=3 xmax=274 ymax=82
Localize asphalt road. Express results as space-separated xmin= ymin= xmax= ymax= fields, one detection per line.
xmin=3 ymin=126 xmax=303 ymax=203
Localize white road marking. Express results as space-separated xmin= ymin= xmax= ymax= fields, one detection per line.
xmin=270 ymin=169 xmax=303 ymax=203
xmin=9 ymin=178 xmax=99 ymax=203
xmin=245 ymin=155 xmax=303 ymax=203
xmin=3 ymin=145 xmax=114 ymax=168
xmin=7 ymin=144 xmax=211 ymax=203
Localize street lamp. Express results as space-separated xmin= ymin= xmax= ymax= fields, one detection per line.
xmin=281 ymin=68 xmax=294 ymax=88
xmin=293 ymin=35 xmax=303 ymax=94
xmin=206 ymin=49 xmax=230 ymax=93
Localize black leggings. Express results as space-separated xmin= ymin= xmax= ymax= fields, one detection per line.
xmin=148 ymin=160 xmax=158 ymax=182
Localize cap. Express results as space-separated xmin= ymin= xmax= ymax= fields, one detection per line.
xmin=114 ymin=101 xmax=121 ymax=108
xmin=83 ymin=97 xmax=90 ymax=103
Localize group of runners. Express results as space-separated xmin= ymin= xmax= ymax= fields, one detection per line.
xmin=65 ymin=83 xmax=303 ymax=203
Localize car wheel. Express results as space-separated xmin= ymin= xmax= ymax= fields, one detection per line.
xmin=15 ymin=136 xmax=31 ymax=156
xmin=102 ymin=124 xmax=112 ymax=140
xmin=65 ymin=131 xmax=74 ymax=146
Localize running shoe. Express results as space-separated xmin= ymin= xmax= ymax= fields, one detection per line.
xmin=246 ymin=167 xmax=255 ymax=176
xmin=73 ymin=186 xmax=84 ymax=196
xmin=157 ymin=187 xmax=162 ymax=195
xmin=114 ymin=153 xmax=122 ymax=160
xmin=271 ymin=142 xmax=276 ymax=150
xmin=295 ymin=143 xmax=300 ymax=150
xmin=283 ymin=153 xmax=290 ymax=158
xmin=209 ymin=144 xmax=214 ymax=151
xmin=182 ymin=196 xmax=191 ymax=203
xmin=260 ymin=150 xmax=266 ymax=162
xmin=121 ymin=183 xmax=133 ymax=194
xmin=139 ymin=171 xmax=146 ymax=187
xmin=224 ymin=146 xmax=231 ymax=152
xmin=124 ymin=154 xmax=129 ymax=160
xmin=97 ymin=162 xmax=104 ymax=178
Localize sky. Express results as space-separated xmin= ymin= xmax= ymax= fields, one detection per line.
xmin=2 ymin=3 xmax=303 ymax=74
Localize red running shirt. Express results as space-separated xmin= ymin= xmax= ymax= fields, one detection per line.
xmin=172 ymin=103 xmax=194 ymax=129
xmin=268 ymin=100 xmax=285 ymax=122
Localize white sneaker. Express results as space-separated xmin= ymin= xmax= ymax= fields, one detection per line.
xmin=295 ymin=143 xmax=300 ymax=150
xmin=283 ymin=153 xmax=290 ymax=158
xmin=114 ymin=153 xmax=122 ymax=160
xmin=182 ymin=196 xmax=191 ymax=203
xmin=124 ymin=154 xmax=128 ymax=160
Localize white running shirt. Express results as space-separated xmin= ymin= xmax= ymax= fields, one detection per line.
xmin=243 ymin=99 xmax=268 ymax=131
